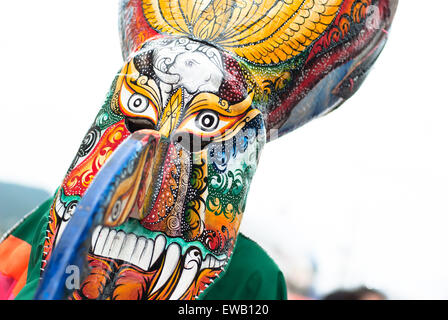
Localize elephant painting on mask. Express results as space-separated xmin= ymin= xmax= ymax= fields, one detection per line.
xmin=0 ymin=0 xmax=397 ymax=300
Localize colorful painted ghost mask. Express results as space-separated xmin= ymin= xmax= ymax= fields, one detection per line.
xmin=36 ymin=0 xmax=397 ymax=300
xmin=41 ymin=36 xmax=265 ymax=299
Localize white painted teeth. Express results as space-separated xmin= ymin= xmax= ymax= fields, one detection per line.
xmin=119 ymin=233 xmax=137 ymax=262
xmin=101 ymin=229 xmax=117 ymax=256
xmin=91 ymin=226 xmax=102 ymax=249
xmin=91 ymin=227 xmax=164 ymax=271
xmin=130 ymin=237 xmax=147 ymax=267
xmin=90 ymin=226 xmax=227 ymax=294
xmin=93 ymin=227 xmax=109 ymax=255
xmin=151 ymin=243 xmax=181 ymax=294
xmin=170 ymin=248 xmax=202 ymax=300
xmin=138 ymin=238 xmax=154 ymax=271
xmin=108 ymin=230 xmax=126 ymax=259
xmin=202 ymin=255 xmax=211 ymax=269
xmin=201 ymin=254 xmax=226 ymax=270
xmin=152 ymin=235 xmax=166 ymax=268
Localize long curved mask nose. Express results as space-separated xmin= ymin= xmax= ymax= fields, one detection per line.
xmin=100 ymin=131 xmax=171 ymax=228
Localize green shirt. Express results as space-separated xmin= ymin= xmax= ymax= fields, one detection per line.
xmin=201 ymin=233 xmax=287 ymax=300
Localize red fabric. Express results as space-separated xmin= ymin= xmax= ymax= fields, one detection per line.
xmin=0 ymin=235 xmax=31 ymax=299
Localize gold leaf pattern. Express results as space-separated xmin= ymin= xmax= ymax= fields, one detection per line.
xmin=142 ymin=0 xmax=343 ymax=64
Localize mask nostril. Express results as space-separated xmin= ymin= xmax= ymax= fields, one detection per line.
xmin=125 ymin=117 xmax=156 ymax=133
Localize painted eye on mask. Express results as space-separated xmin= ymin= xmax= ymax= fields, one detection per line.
xmin=173 ymin=91 xmax=259 ymax=151
xmin=195 ymin=110 xmax=219 ymax=132
xmin=119 ymin=79 xmax=158 ymax=124
xmin=177 ymin=110 xmax=235 ymax=138
xmin=173 ymin=109 xmax=253 ymax=152
xmin=128 ymin=93 xmax=149 ymax=113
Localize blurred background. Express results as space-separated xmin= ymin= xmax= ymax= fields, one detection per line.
xmin=1 ymin=0 xmax=447 ymax=299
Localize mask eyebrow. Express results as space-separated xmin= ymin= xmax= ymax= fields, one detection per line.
xmin=119 ymin=60 xmax=163 ymax=117
xmin=183 ymin=91 xmax=255 ymax=119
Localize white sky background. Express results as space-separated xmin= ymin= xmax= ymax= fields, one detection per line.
xmin=0 ymin=1 xmax=447 ymax=299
